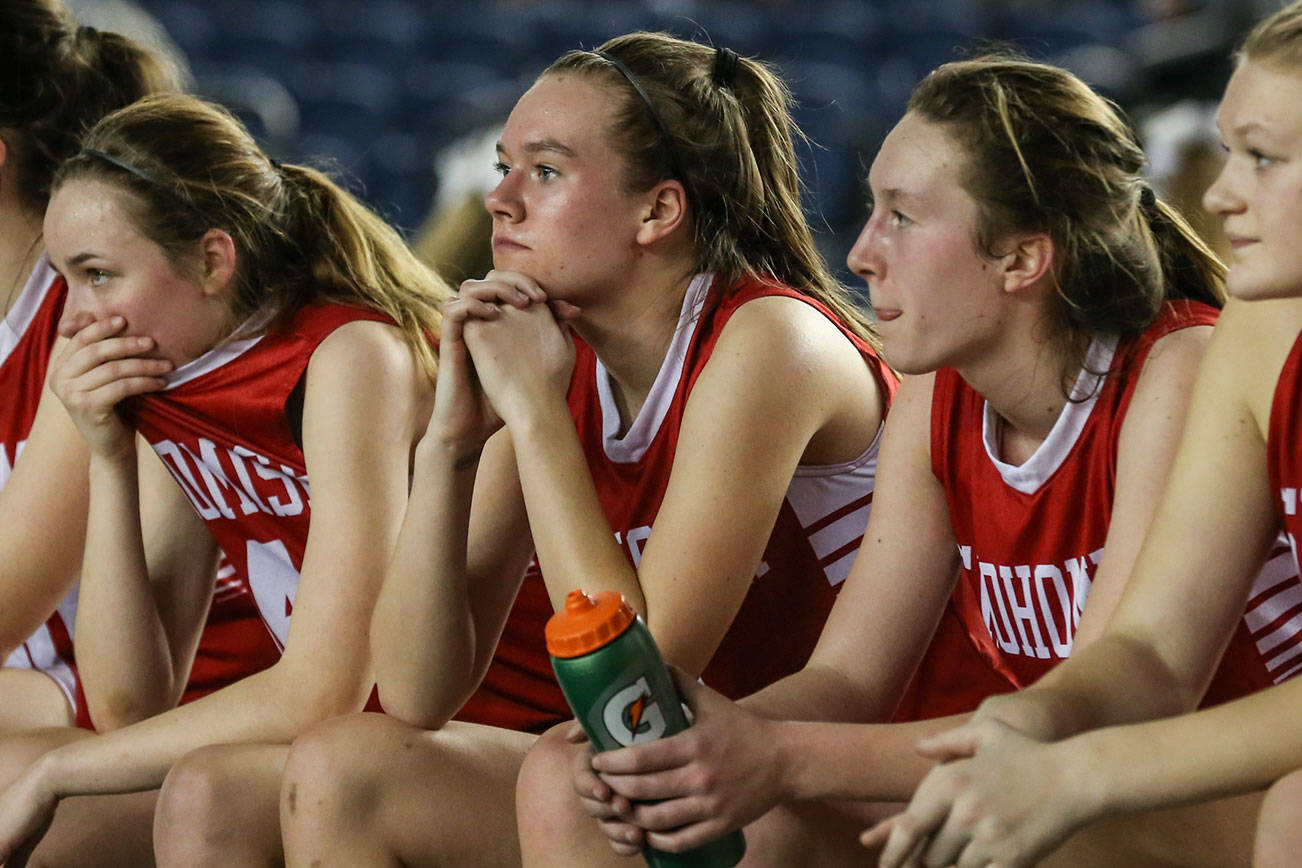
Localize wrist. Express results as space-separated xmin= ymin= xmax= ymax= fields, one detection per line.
xmin=1057 ymin=735 xmax=1110 ymax=824
xmin=505 ymin=395 xmax=572 ymax=443
xmin=30 ymin=749 xmax=68 ymax=799
xmin=416 ymin=433 xmax=484 ymax=472
xmin=88 ymin=446 xmax=138 ymax=477
xmin=766 ymin=719 xmax=803 ymax=802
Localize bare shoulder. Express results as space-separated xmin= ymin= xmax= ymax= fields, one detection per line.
xmin=714 ymin=294 xmax=865 ymax=368
xmin=302 ymin=320 xmax=433 ymax=450
xmin=1208 ymin=298 xmax=1302 ymax=425
xmin=310 ymin=319 xmax=419 ymax=376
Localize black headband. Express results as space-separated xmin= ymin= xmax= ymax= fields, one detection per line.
xmin=712 ymin=47 xmax=740 ymax=90
xmin=81 ymin=148 xmax=161 ymax=187
xmin=595 ymin=50 xmax=674 ymax=147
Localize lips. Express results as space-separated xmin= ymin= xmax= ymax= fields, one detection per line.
xmin=493 ymin=236 xmax=529 ymax=251
xmin=874 ymin=308 xmax=902 ymax=322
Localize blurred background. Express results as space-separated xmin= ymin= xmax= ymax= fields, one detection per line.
xmin=68 ymin=0 xmax=1285 ymax=287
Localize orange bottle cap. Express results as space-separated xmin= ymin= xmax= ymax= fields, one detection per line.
xmin=546 ymin=590 xmax=636 ymax=658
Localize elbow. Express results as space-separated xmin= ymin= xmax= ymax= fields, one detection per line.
xmin=268 ymin=661 xmax=374 ymax=733
xmin=374 ymin=691 xmax=457 ymax=732
xmin=86 ymin=687 xmax=175 ymax=732
xmin=374 ymin=655 xmax=485 ymax=732
xmin=1109 ymin=632 xmax=1197 ymax=717
xmin=374 ymin=674 xmax=476 ymax=733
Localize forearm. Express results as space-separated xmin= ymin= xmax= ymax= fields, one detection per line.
xmin=36 ymin=662 xmax=330 ymax=799
xmin=769 ymin=716 xmax=964 ymax=803
xmin=741 ymin=662 xmax=901 ymax=724
xmin=1070 ymin=678 xmax=1302 ymax=820
xmin=1016 ymin=632 xmax=1192 ymax=740
xmin=371 ymin=440 xmax=481 ymax=726
xmin=511 ymin=402 xmax=642 ymax=613
xmin=76 ymin=453 xmax=178 ymax=727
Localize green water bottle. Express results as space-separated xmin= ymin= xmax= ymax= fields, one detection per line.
xmin=546 ymin=589 xmax=747 ymax=868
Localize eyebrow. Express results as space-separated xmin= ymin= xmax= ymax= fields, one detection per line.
xmin=869 ymin=186 xmax=922 ymax=206
xmin=66 ymin=252 xmax=105 ymax=267
xmin=497 ymin=139 xmax=577 ymax=158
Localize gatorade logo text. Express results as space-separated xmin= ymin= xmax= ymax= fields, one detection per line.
xmin=601 ymin=676 xmax=666 ymax=746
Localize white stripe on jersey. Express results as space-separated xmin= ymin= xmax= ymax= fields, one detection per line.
xmin=785 ymin=423 xmax=883 ymax=587
xmin=0 ymin=255 xmax=57 ymax=367
xmin=1244 ymin=537 xmax=1302 ymax=683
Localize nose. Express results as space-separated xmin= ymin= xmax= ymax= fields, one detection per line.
xmin=484 ymin=171 xmax=522 ymax=223
xmin=845 ymin=214 xmax=881 ymax=282
xmin=56 ymin=283 xmax=105 ymax=339
xmin=1202 ymin=158 xmax=1242 ymax=217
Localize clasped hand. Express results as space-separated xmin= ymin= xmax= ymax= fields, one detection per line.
xmin=427 ymin=271 xmax=579 ymax=449
xmin=49 ymin=316 xmax=172 ymax=460
xmin=864 ymin=715 xmax=1089 ymax=868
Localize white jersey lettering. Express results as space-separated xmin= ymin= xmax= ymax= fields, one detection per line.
xmin=153 ymin=438 xmax=310 ymax=522
xmin=969 ymin=548 xmax=1102 ymax=660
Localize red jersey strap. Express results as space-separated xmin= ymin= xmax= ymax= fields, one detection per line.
xmin=1110 ymin=299 xmax=1218 ymax=424
xmin=1268 ymin=329 xmax=1302 ymax=506
xmin=571 ymin=275 xmax=897 ymax=409
xmin=699 ymin=275 xmax=898 ymax=408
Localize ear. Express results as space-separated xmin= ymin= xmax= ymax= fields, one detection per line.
xmin=999 ymin=233 xmax=1054 ymax=295
xmin=635 ymin=179 xmax=688 ymax=246
xmin=197 ymin=228 xmax=238 ymax=298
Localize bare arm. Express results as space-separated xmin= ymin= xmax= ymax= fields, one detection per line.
xmin=73 ymin=438 xmax=219 ymax=729
xmin=0 ymin=346 xmax=88 ymax=657
xmin=17 ymin=320 xmax=428 ymax=799
xmin=580 ymin=373 xmax=969 ymax=850
xmin=988 ymin=301 xmax=1289 ymax=740
xmin=474 ymin=295 xmax=886 ymax=675
xmin=371 ymin=427 xmax=535 ymax=727
xmin=369 ymin=281 xmax=537 ymax=728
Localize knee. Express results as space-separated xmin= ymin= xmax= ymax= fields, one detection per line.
xmin=1257 ymin=769 xmax=1302 ymax=868
xmin=154 ymin=746 xmax=245 ymax=866
xmin=281 ymin=713 xmax=384 ymax=833
xmin=517 ymin=723 xmax=585 ymax=838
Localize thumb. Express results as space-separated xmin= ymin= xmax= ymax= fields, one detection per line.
xmin=666 ymin=665 xmax=717 ymax=720
xmin=548 ymin=299 xmax=583 ymax=322
xmin=915 ymin=723 xmax=985 ymax=762
xmin=565 ymin=720 xmax=590 ymax=744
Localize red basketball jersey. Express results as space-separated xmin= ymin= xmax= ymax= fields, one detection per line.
xmin=130 ymin=303 xmax=397 ymax=650
xmin=1 ymin=258 xmax=79 ymax=707
xmin=2 ymin=260 xmax=279 ymax=727
xmin=941 ymin=300 xmax=1300 ymax=703
xmin=1262 ymin=330 xmax=1302 ymax=685
xmin=460 ymin=274 xmax=897 ymax=728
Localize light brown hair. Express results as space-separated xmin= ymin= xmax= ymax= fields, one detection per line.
xmin=908 ymin=54 xmax=1226 ymax=393
xmin=1241 ymin=1 xmax=1302 ymax=69
xmin=55 ymin=94 xmax=448 ymax=378
xmin=0 ymin=0 xmax=174 ymax=215
xmin=546 ymin=32 xmax=878 ymax=348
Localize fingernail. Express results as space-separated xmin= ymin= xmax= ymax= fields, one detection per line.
xmin=111 ymin=316 xmax=125 ymax=327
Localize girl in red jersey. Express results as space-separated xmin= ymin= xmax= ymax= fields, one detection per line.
xmin=548 ymin=54 xmax=1302 ymax=866
xmin=274 ymin=31 xmax=894 ymax=867
xmin=0 ymin=93 xmax=448 ymax=865
xmin=0 ymin=0 xmax=279 ymax=745
xmin=860 ymin=5 xmax=1302 ymax=867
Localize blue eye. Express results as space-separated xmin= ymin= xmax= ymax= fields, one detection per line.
xmin=88 ymin=269 xmax=109 ymax=287
xmin=1250 ymin=149 xmax=1278 ymax=169
xmin=889 ymin=210 xmax=912 ymax=228
xmin=536 ymin=165 xmax=558 ymax=181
